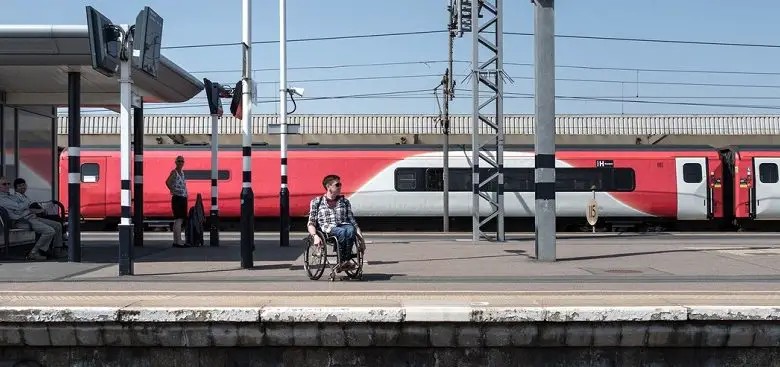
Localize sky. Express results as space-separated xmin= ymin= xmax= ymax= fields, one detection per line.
xmin=3 ymin=0 xmax=780 ymax=116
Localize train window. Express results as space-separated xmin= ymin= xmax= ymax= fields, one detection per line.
xmin=183 ymin=170 xmax=230 ymax=181
xmin=557 ymin=168 xmax=599 ymax=192
xmin=396 ymin=167 xmax=634 ymax=192
xmin=425 ymin=168 xmax=443 ymax=191
xmin=394 ymin=168 xmax=418 ymax=191
xmin=682 ymin=163 xmax=702 ymax=183
xmin=759 ymin=163 xmax=779 ymax=184
xmin=448 ymin=168 xmax=473 ymax=191
xmin=504 ymin=168 xmax=534 ymax=192
xmin=613 ymin=168 xmax=636 ymax=192
xmin=80 ymin=163 xmax=99 ymax=183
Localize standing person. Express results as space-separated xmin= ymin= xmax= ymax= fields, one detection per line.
xmin=166 ymin=155 xmax=189 ymax=248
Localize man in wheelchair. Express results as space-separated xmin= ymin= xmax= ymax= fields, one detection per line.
xmin=306 ymin=174 xmax=364 ymax=271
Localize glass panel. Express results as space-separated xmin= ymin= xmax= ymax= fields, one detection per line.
xmin=81 ymin=163 xmax=100 ymax=183
xmin=759 ymin=163 xmax=779 ymax=184
xmin=183 ymin=170 xmax=231 ymax=180
xmin=394 ymin=168 xmax=417 ymax=191
xmin=2 ymin=106 xmax=16 ymax=180
xmin=16 ymin=109 xmax=54 ymax=202
xmin=683 ymin=163 xmax=702 ymax=183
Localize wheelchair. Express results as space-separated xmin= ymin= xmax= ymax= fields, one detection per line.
xmin=303 ymin=228 xmax=364 ymax=282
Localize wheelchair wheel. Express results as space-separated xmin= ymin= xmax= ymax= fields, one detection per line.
xmin=344 ymin=241 xmax=364 ymax=280
xmin=303 ymin=239 xmax=326 ymax=280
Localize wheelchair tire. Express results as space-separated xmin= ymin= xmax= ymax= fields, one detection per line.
xmin=303 ymin=238 xmax=326 ymax=280
xmin=344 ymin=241 xmax=363 ymax=280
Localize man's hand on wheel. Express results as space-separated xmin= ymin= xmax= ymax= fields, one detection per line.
xmin=356 ymin=233 xmax=366 ymax=253
xmin=312 ymin=235 xmax=322 ymax=246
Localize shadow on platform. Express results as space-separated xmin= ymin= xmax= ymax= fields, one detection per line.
xmin=527 ymin=246 xmax=775 ymax=261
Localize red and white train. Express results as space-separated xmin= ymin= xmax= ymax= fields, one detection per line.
xmin=56 ymin=144 xmax=780 ymax=231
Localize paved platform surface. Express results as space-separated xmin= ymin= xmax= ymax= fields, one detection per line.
xmin=2 ymin=232 xmax=779 ymax=366
xmin=1 ymin=231 xmax=779 ymax=296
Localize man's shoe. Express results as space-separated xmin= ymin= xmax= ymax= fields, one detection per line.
xmin=26 ymin=251 xmax=46 ymax=261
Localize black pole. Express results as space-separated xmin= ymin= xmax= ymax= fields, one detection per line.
xmin=240 ymin=88 xmax=253 ymax=268
xmin=67 ymin=72 xmax=81 ymax=263
xmin=279 ymin=185 xmax=290 ymax=247
xmin=240 ymin=147 xmax=254 ymax=268
xmin=133 ymin=99 xmax=144 ymax=247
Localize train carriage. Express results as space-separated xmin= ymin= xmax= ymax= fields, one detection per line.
xmin=56 ymin=144 xmax=739 ymax=231
xmin=720 ymin=145 xmax=780 ymax=230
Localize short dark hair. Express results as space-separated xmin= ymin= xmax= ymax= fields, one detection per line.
xmin=322 ymin=174 xmax=340 ymax=188
xmin=13 ymin=178 xmax=25 ymax=189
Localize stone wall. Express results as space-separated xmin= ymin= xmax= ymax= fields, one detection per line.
xmin=0 ymin=305 xmax=779 ymax=366
xmin=2 ymin=345 xmax=778 ymax=367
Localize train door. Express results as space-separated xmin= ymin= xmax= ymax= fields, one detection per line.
xmin=79 ymin=158 xmax=107 ymax=219
xmin=675 ymin=157 xmax=708 ymax=220
xmin=751 ymin=157 xmax=780 ymax=220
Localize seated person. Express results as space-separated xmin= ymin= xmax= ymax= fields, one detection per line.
xmin=307 ymin=174 xmax=364 ymax=270
xmin=0 ymin=177 xmax=59 ymax=260
xmin=14 ymin=178 xmax=68 ymax=231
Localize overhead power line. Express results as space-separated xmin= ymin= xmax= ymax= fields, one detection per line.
xmin=188 ymin=58 xmax=780 ymax=79
xmin=162 ymin=28 xmax=780 ymax=51
xmin=189 ymin=60 xmax=454 ymax=74
xmin=162 ymin=30 xmax=446 ymax=50
xmin=178 ymin=71 xmax=780 ymax=95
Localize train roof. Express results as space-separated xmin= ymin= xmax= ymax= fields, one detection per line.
xmin=719 ymin=145 xmax=780 ymax=152
xmin=70 ymin=143 xmax=723 ymax=152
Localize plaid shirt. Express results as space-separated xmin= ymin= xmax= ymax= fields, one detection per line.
xmin=307 ymin=195 xmax=358 ymax=234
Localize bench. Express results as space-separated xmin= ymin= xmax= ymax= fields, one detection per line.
xmin=0 ymin=200 xmax=66 ymax=259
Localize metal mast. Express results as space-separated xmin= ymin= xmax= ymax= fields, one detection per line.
xmin=470 ymin=0 xmax=505 ymax=242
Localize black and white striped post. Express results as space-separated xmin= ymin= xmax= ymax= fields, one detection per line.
xmin=279 ymin=0 xmax=290 ymax=248
xmin=239 ymin=0 xmax=254 ymax=268
xmin=67 ymin=71 xmax=81 ymax=263
xmin=133 ymin=98 xmax=144 ymax=248
xmin=117 ymin=26 xmax=134 ymax=276
xmin=204 ymin=78 xmax=222 ymax=247
xmin=209 ymin=113 xmax=220 ymax=247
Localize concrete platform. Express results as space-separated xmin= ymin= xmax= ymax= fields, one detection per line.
xmin=2 ymin=231 xmax=780 ymax=292
xmin=1 ymin=232 xmax=780 ymax=366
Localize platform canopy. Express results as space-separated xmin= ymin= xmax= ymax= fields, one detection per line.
xmin=0 ymin=25 xmax=203 ymax=108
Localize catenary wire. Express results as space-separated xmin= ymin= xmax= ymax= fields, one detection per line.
xmin=188 ymin=59 xmax=780 ymax=79
xmin=197 ymin=72 xmax=780 ymax=91
xmin=162 ymin=30 xmax=447 ymax=50
xmin=161 ymin=28 xmax=780 ymax=51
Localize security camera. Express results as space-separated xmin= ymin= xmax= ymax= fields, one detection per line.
xmin=288 ymin=87 xmax=304 ymax=97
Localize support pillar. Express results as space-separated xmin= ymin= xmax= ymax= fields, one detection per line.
xmin=240 ymin=0 xmax=254 ymax=268
xmin=67 ymin=72 xmax=82 ymax=263
xmin=118 ymin=25 xmax=134 ymax=275
xmin=210 ymin=113 xmax=219 ymax=247
xmin=533 ymin=0 xmax=557 ymax=261
xmin=133 ymin=98 xmax=144 ymax=248
xmin=279 ymin=0 xmax=290 ymax=248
